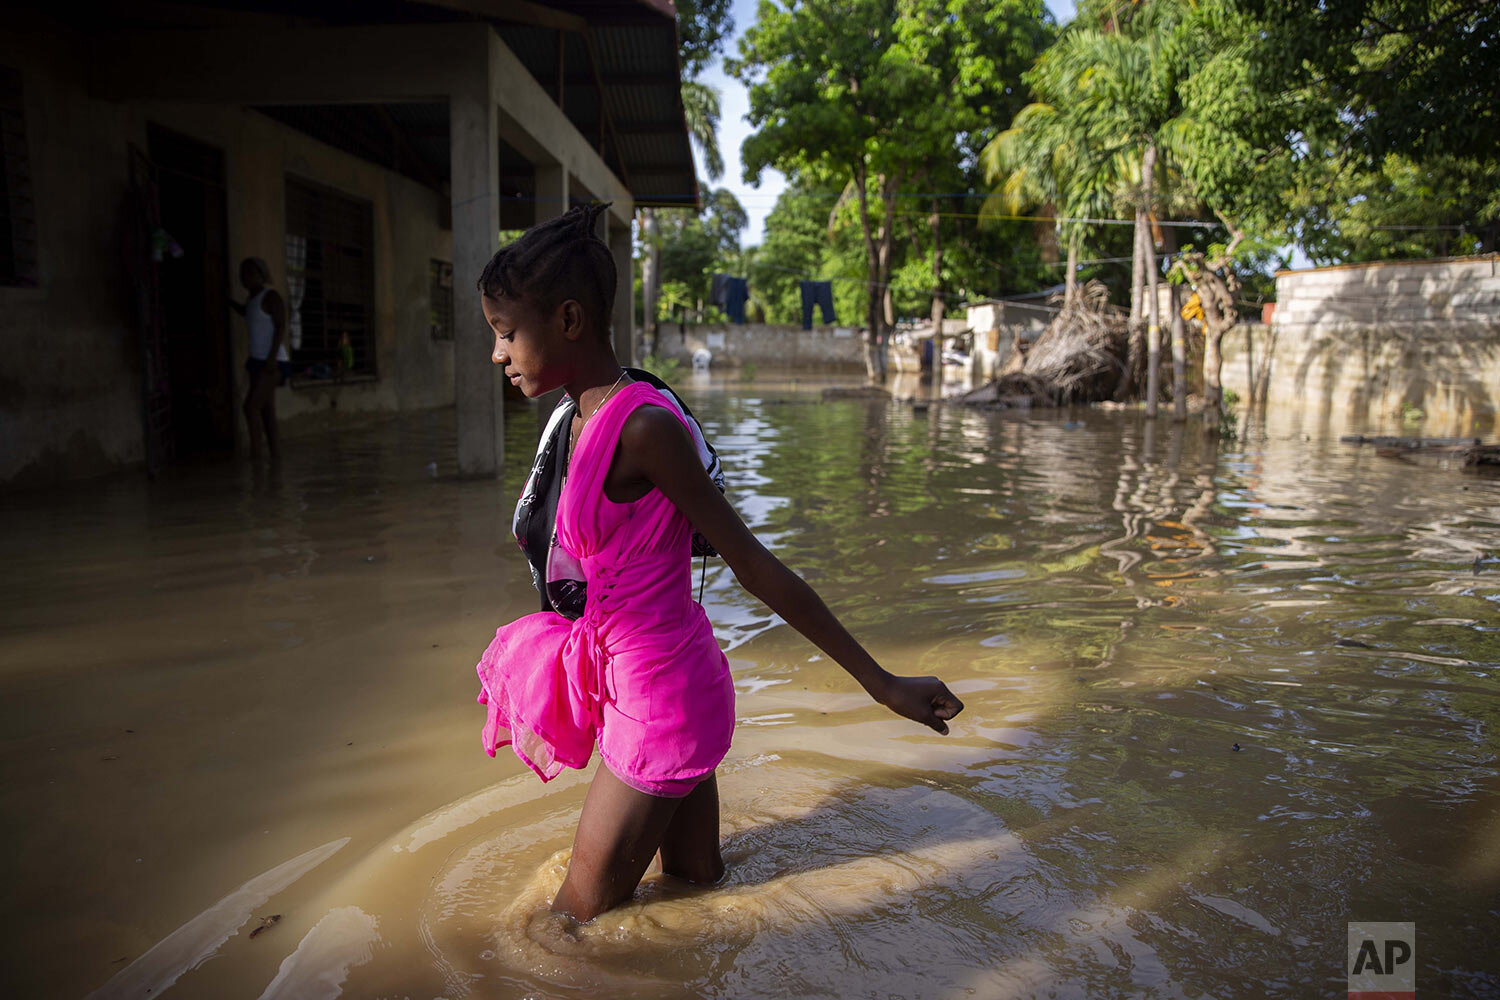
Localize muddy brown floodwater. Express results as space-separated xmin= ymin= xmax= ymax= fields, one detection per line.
xmin=3 ymin=376 xmax=1499 ymax=999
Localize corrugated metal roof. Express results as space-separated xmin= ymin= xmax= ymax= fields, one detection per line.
xmin=125 ymin=1 xmax=699 ymax=210
xmin=491 ymin=4 xmax=697 ymax=208
xmin=495 ymin=3 xmax=699 ymax=206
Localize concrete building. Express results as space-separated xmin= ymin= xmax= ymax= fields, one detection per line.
xmin=0 ymin=0 xmax=697 ymax=487
xmin=965 ymin=290 xmax=1060 ymax=381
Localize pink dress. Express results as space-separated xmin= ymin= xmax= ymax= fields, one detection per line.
xmin=474 ymin=380 xmax=736 ymax=797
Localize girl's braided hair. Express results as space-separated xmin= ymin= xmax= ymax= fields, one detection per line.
xmin=476 ymin=202 xmax=616 ymax=340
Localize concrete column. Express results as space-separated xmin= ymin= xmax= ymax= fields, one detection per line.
xmin=610 ymin=218 xmax=634 ymax=366
xmin=533 ymin=163 xmax=569 ymax=439
xmin=450 ymin=83 xmax=504 ymax=477
xmin=535 ymin=163 xmax=568 ymax=225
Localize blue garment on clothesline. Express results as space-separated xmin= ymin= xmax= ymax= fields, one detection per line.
xmin=799 ymin=281 xmax=834 ymax=329
xmin=711 ymin=273 xmax=750 ymax=324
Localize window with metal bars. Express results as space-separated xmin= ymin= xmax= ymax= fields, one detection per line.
xmin=430 ymin=259 xmax=453 ymax=340
xmin=0 ymin=66 xmax=38 ymax=288
xmin=284 ymin=175 xmax=375 ymax=379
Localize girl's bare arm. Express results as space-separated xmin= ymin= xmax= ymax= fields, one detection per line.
xmin=620 ymin=406 xmax=963 ymax=734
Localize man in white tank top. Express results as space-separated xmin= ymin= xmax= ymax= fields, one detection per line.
xmin=232 ymin=257 xmax=289 ymax=461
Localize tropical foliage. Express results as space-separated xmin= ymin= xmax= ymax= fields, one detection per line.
xmin=655 ymin=0 xmax=1496 ymax=413
xmin=729 ymin=0 xmax=1052 ymax=377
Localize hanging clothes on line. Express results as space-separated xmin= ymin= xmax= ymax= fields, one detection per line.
xmin=723 ymin=277 xmax=748 ymax=324
xmin=799 ymin=280 xmax=835 ymax=329
xmin=710 ymin=273 xmax=750 ymax=324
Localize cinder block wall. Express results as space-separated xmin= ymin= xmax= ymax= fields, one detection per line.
xmin=1221 ymin=256 xmax=1500 ymax=435
xmin=644 ymin=324 xmax=867 ymax=371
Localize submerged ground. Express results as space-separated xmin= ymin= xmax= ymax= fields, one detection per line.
xmin=3 ymin=375 xmax=1498 ymax=999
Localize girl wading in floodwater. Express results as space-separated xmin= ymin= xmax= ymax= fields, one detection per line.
xmin=472 ymin=204 xmax=963 ymax=922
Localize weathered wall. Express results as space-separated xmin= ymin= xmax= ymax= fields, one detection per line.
xmin=1221 ymin=256 xmax=1500 ymax=435
xmin=645 ymin=323 xmax=867 ymax=370
xmin=0 ymin=17 xmax=454 ymax=486
xmin=148 ymin=103 xmax=455 ymax=427
xmin=0 ymin=28 xmax=143 ymax=486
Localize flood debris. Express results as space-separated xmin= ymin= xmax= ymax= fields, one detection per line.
xmin=249 ymin=914 xmax=282 ymax=939
xmin=957 ymin=281 xmax=1128 ymax=409
xmin=1341 ymin=435 xmax=1500 ymax=469
xmin=821 ymin=385 xmax=891 ymax=400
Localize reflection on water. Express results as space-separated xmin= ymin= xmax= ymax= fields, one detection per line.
xmin=3 ymin=383 xmax=1499 ymax=999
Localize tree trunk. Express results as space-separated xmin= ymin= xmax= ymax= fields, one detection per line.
xmin=853 ymin=161 xmax=885 ymax=381
xmin=1202 ymin=323 xmax=1225 ymax=433
xmin=1064 ymin=229 xmax=1079 ymax=309
xmin=1118 ymin=200 xmax=1147 ymax=400
xmin=1142 ymin=143 xmax=1162 ymax=417
xmin=1164 ymin=226 xmax=1187 ymax=420
xmin=1170 ymin=281 xmax=1187 ymax=421
xmin=1178 ymin=214 xmax=1246 ymax=432
xmin=641 ymin=207 xmax=659 ymax=355
xmin=1129 ymin=200 xmax=1145 ymax=325
xmin=929 ymin=196 xmax=945 ymax=328
xmin=930 ymin=195 xmax=945 ymax=397
xmin=1243 ymin=324 xmax=1258 ymax=408
xmin=872 ymin=172 xmax=900 ymax=380
xmin=1193 ymin=271 xmax=1237 ymax=434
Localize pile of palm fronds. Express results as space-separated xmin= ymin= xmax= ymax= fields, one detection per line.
xmin=958 ymin=281 xmax=1128 ymax=407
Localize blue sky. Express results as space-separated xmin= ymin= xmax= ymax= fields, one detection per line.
xmin=695 ymin=0 xmax=1077 ymax=245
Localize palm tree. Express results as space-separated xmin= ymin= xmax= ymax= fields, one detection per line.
xmin=1035 ymin=12 xmax=1192 ymax=413
xmin=681 ymin=80 xmax=725 ymax=181
xmin=982 ymin=98 xmax=1117 ymax=311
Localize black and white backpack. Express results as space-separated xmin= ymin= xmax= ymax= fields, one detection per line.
xmin=512 ymin=367 xmax=725 ymax=619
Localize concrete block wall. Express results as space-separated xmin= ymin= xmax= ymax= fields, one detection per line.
xmin=645 ymin=324 xmax=867 ymax=371
xmin=1221 ymin=256 xmax=1500 ymax=435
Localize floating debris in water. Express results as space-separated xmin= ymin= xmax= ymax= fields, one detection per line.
xmin=1232 ymin=743 xmax=1241 ymax=752
xmin=1334 ymin=638 xmax=1373 ymax=649
xmin=249 ymin=914 xmax=282 ymax=939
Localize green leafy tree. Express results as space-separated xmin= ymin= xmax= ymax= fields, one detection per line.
xmin=651 ymin=187 xmax=749 ymax=328
xmin=1238 ymin=0 xmax=1498 ymax=165
xmin=644 ymin=0 xmax=736 ymax=349
xmin=677 ymin=0 xmax=735 ymax=79
xmin=732 ymin=0 xmax=1049 ymax=379
xmin=1291 ymin=155 xmax=1496 ymax=264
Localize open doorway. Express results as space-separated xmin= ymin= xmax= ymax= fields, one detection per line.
xmin=148 ymin=124 xmax=234 ymax=461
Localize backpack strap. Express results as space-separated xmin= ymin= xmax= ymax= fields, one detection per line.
xmin=513 ymin=368 xmax=724 ymax=613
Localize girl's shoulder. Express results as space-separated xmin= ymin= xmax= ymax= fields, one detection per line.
xmin=617 ymin=392 xmax=693 ymax=464
xmin=617 ymin=380 xmax=682 ymax=427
